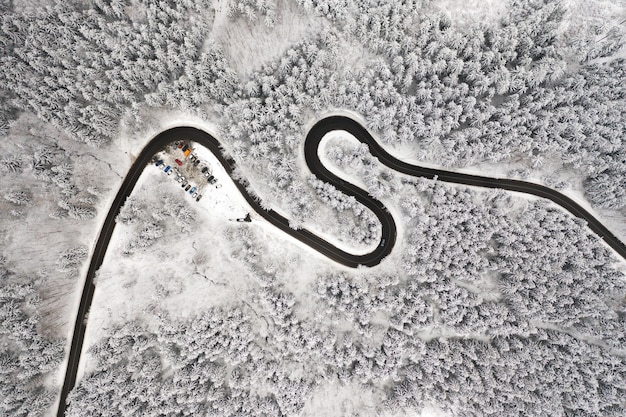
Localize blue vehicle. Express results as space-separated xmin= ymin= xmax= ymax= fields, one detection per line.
xmin=189 ymin=186 xmax=196 ymax=195
xmin=155 ymin=159 xmax=163 ymax=167
xmin=164 ymin=165 xmax=171 ymax=173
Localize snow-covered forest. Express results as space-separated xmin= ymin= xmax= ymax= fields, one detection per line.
xmin=69 ymin=174 xmax=626 ymax=416
xmin=0 ymin=259 xmax=65 ymax=416
xmin=0 ymin=0 xmax=625 ymax=416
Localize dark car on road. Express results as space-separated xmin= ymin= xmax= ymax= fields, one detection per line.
xmin=236 ymin=214 xmax=251 ymax=223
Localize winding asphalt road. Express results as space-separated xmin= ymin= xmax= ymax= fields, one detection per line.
xmin=57 ymin=115 xmax=626 ymax=416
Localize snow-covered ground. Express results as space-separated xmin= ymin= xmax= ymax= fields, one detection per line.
xmin=301 ymin=380 xmax=449 ymax=417
xmin=429 ymin=0 xmax=508 ymax=28
xmin=211 ymin=0 xmax=324 ymax=78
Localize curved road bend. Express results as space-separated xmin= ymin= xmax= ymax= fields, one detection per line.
xmin=58 ymin=116 xmax=626 ymax=416
xmin=57 ymin=123 xmax=395 ymax=416
xmin=309 ymin=116 xmax=626 ymax=261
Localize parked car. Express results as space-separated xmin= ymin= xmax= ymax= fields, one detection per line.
xmin=189 ymin=186 xmax=196 ymax=195
xmin=185 ymin=184 xmax=191 ymax=191
xmin=190 ymin=154 xmax=196 ymax=162
xmin=196 ymin=194 xmax=202 ymax=202
xmin=201 ymin=166 xmax=208 ymax=173
xmin=174 ymin=159 xmax=183 ymax=166
xmin=192 ymin=192 xmax=198 ymax=198
xmin=181 ymin=144 xmax=189 ymax=152
xmin=155 ymin=159 xmax=163 ymax=167
xmin=178 ymin=142 xmax=184 ymax=149
xmin=194 ymin=159 xmax=201 ymax=166
xmin=215 ymin=184 xmax=222 ymax=189
xmin=177 ymin=176 xmax=185 ymax=183
xmin=181 ymin=181 xmax=188 ymax=188
xmin=183 ymin=148 xmax=192 ymax=157
xmin=164 ymin=165 xmax=171 ymax=173
xmin=172 ymin=141 xmax=179 ymax=150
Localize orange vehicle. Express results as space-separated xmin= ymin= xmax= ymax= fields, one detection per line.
xmin=183 ymin=148 xmax=192 ymax=157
